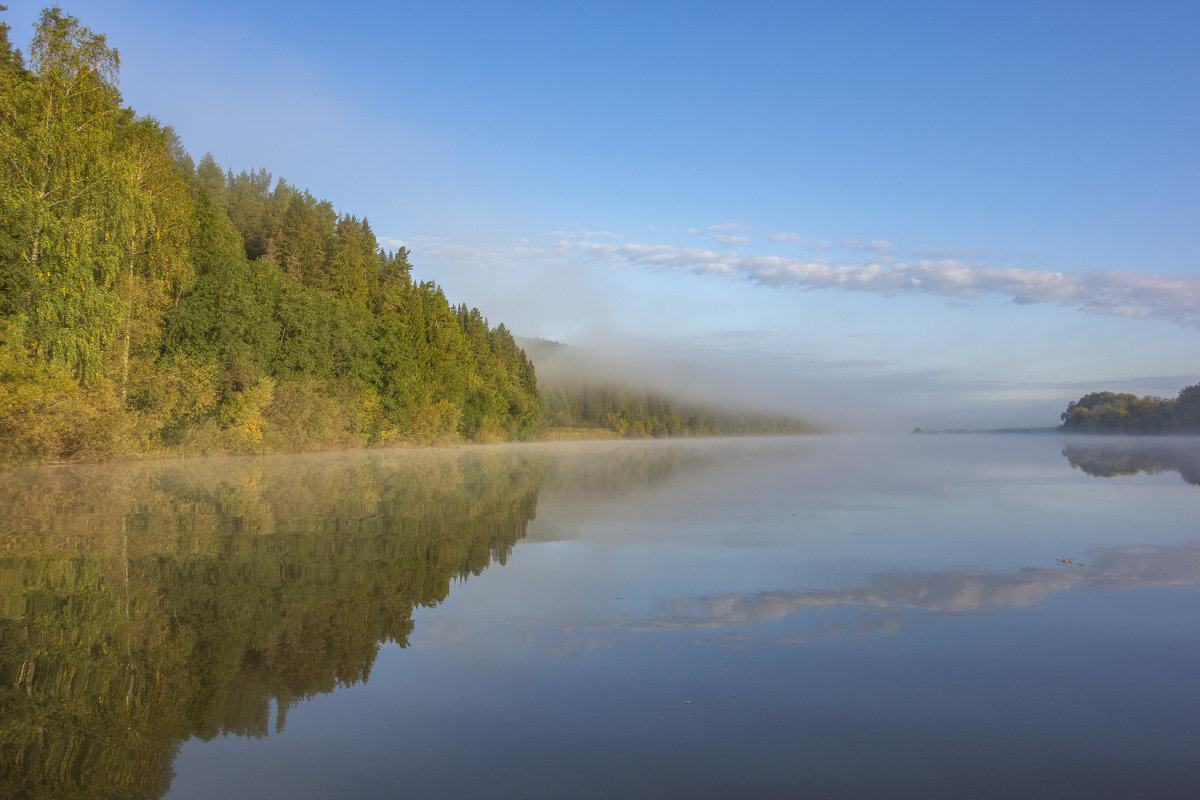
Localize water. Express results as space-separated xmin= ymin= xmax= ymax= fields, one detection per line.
xmin=2 ymin=435 xmax=1198 ymax=799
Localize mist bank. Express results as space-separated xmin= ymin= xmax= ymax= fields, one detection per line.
xmin=520 ymin=337 xmax=814 ymax=439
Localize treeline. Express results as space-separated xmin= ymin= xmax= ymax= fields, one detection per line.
xmin=523 ymin=338 xmax=810 ymax=438
xmin=0 ymin=9 xmax=539 ymax=463
xmin=1059 ymin=382 xmax=1200 ymax=434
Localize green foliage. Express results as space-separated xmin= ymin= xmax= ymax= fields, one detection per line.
xmin=0 ymin=8 xmax=125 ymax=380
xmin=263 ymin=377 xmax=364 ymax=451
xmin=1059 ymin=382 xmax=1200 ymax=433
xmin=1175 ymin=384 xmax=1200 ymax=431
xmin=0 ymin=6 xmax=544 ymax=462
xmin=0 ymin=4 xmax=540 ymax=462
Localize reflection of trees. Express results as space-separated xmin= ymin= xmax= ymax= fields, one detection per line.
xmin=0 ymin=448 xmax=543 ymax=799
xmin=538 ymin=440 xmax=717 ymax=500
xmin=1062 ymin=442 xmax=1200 ymax=485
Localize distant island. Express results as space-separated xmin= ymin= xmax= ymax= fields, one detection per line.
xmin=913 ymin=381 xmax=1200 ymax=436
xmin=911 ymin=427 xmax=1056 ymax=435
xmin=1058 ymin=382 xmax=1200 ymax=434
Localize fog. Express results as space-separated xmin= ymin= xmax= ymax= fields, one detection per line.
xmin=522 ymin=328 xmax=1129 ymax=432
xmin=418 ymin=243 xmax=1195 ymax=433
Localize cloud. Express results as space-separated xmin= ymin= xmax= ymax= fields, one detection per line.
xmin=562 ymin=238 xmax=1200 ymax=328
xmin=768 ymin=232 xmax=805 ymax=243
xmin=707 ymin=222 xmax=743 ymax=232
xmin=406 ymin=235 xmax=560 ymax=270
xmin=714 ymin=234 xmax=751 ymax=246
xmin=842 ymin=236 xmax=893 ymax=252
xmin=914 ymin=247 xmax=988 ymax=260
xmin=547 ymin=229 xmax=621 ymax=240
xmin=377 ymin=236 xmax=407 ymax=250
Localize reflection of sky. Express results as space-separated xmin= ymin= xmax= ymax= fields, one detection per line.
xmin=622 ymin=540 xmax=1200 ymax=634
xmin=168 ymin=435 xmax=1200 ymax=800
xmin=424 ymin=435 xmax=1200 ymax=652
xmin=425 ymin=541 xmax=1200 ymax=657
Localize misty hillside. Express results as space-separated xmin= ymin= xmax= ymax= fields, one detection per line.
xmin=519 ymin=338 xmax=812 ymax=439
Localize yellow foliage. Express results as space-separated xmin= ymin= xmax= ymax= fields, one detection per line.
xmin=407 ymin=399 xmax=462 ymax=447
xmin=472 ymin=417 xmax=507 ymax=443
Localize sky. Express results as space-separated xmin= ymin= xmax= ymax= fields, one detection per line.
xmin=6 ymin=0 xmax=1199 ymax=429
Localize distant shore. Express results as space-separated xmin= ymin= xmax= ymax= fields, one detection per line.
xmin=911 ymin=427 xmax=1059 ymax=435
xmin=912 ymin=426 xmax=1198 ymax=436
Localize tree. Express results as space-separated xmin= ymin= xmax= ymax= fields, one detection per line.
xmin=1059 ymin=384 xmax=1200 ymax=434
xmin=0 ymin=8 xmax=125 ymax=380
xmin=0 ymin=4 xmax=25 ymax=74
xmin=193 ymin=152 xmax=226 ymax=211
xmin=1176 ymin=384 xmax=1200 ymax=431
xmin=109 ymin=116 xmax=192 ymax=400
xmin=327 ymin=214 xmax=374 ymax=304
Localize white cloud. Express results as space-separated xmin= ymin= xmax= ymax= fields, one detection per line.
xmin=547 ymin=229 xmax=621 ymax=240
xmin=714 ymin=234 xmax=751 ymax=246
xmin=914 ymin=247 xmax=987 ymax=260
xmin=563 ymin=238 xmax=1200 ymax=327
xmin=843 ymin=236 xmax=893 ymax=252
xmin=707 ymin=222 xmax=743 ymax=232
xmin=768 ymin=232 xmax=805 ymax=243
xmin=377 ymin=236 xmax=407 ymax=250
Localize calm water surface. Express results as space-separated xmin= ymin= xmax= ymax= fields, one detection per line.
xmin=2 ymin=435 xmax=1198 ymax=798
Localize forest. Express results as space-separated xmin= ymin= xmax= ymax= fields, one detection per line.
xmin=0 ymin=8 xmax=540 ymax=463
xmin=1058 ymin=382 xmax=1200 ymax=434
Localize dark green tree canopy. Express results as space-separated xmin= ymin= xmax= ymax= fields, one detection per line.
xmin=1059 ymin=383 xmax=1200 ymax=434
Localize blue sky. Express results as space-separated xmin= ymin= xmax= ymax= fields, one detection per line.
xmin=6 ymin=1 xmax=1198 ymax=428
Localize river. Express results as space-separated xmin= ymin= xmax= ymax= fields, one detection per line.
xmin=2 ymin=434 xmax=1198 ymax=798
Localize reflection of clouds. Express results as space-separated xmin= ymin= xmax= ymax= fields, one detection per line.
xmin=417 ymin=542 xmax=1200 ymax=656
xmin=1090 ymin=543 xmax=1200 ymax=589
xmin=624 ymin=542 xmax=1200 ymax=634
